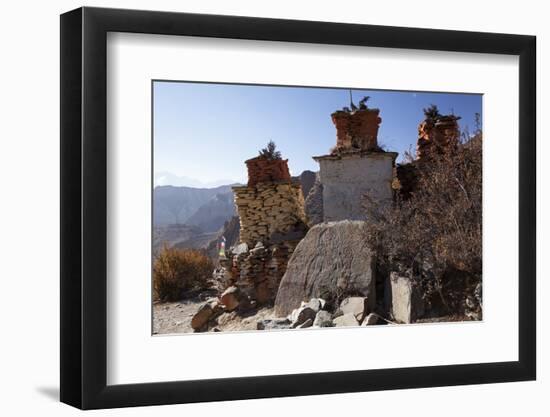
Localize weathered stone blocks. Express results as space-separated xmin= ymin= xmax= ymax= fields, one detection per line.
xmin=331 ymin=108 xmax=382 ymax=152
xmin=233 ymin=181 xmax=307 ymax=246
xmin=245 ymin=157 xmax=291 ymax=187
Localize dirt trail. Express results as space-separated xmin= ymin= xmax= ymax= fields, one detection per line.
xmin=153 ymin=299 xmax=204 ymax=335
xmin=153 ymin=298 xmax=276 ymax=335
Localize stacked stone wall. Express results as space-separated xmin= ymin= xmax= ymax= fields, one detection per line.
xmin=233 ymin=181 xmax=307 ymax=246
xmin=216 ymin=161 xmax=309 ymax=305
xmin=222 ymin=240 xmax=300 ymax=305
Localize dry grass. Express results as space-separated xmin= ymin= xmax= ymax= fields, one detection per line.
xmin=153 ymin=246 xmax=214 ymax=302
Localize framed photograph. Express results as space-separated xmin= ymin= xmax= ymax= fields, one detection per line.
xmin=60 ymin=6 xmax=536 ymax=410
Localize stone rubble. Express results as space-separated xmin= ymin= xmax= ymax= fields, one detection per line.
xmin=313 ymin=310 xmax=333 ymax=327
xmin=362 ymin=313 xmax=379 ymax=326
xmin=191 ymin=299 xmax=222 ymax=331
xmin=290 ymin=306 xmax=317 ymax=328
xmin=219 ymin=286 xmax=241 ymax=312
xmin=296 ymin=318 xmax=314 ymax=329
xmin=219 ymin=239 xmax=302 ymax=306
xmin=283 ymin=296 xmax=384 ymax=329
xmin=192 ymin=295 xmax=388 ymax=333
xmin=339 ymin=297 xmax=369 ymax=323
xmin=333 ymin=313 xmax=360 ymax=327
xmin=257 ymin=318 xmax=292 ymax=331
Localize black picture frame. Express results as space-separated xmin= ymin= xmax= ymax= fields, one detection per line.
xmin=60 ymin=6 xmax=536 ymax=410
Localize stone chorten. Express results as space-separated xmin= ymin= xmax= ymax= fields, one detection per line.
xmin=313 ymin=104 xmax=397 ymax=222
xmin=226 ymin=153 xmax=308 ymax=305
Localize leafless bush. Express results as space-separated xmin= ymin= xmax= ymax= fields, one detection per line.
xmin=365 ymin=133 xmax=482 ymax=314
xmin=153 ymin=246 xmax=214 ymax=302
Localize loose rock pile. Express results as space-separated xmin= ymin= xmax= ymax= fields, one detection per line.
xmin=220 ymin=239 xmax=301 ymax=305
xmin=190 ymin=298 xmax=224 ymax=331
xmin=190 ymin=285 xmax=252 ymax=332
xmin=257 ymin=296 xmax=383 ymax=331
xmin=190 ymin=242 xmax=289 ymax=332
xmin=190 ymin=289 xmax=386 ymax=333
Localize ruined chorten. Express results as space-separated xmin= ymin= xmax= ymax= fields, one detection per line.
xmin=416 ymin=114 xmax=461 ymax=160
xmin=395 ymin=108 xmax=461 ymax=199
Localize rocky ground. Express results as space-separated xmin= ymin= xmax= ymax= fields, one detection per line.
xmin=153 ymin=293 xmax=471 ymax=335
xmin=154 ymin=287 xmax=388 ymax=335
xmin=153 ymin=299 xmax=202 ymax=335
xmin=153 ymin=297 xmax=275 ymax=335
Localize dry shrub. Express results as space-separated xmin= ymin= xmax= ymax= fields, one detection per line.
xmin=365 ymin=133 xmax=482 ymax=314
xmin=153 ymin=246 xmax=214 ymax=301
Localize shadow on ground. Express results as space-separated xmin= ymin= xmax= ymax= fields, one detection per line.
xmin=36 ymin=386 xmax=59 ymax=401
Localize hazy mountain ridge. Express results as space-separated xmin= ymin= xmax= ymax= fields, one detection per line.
xmin=293 ymin=170 xmax=316 ymax=198
xmin=185 ymin=192 xmax=237 ymax=232
xmin=154 ymin=184 xmax=237 ymax=226
xmin=153 ymin=223 xmax=204 ymax=255
xmin=153 ymin=171 xmax=317 ymax=254
xmin=153 ymin=184 xmax=239 ymax=255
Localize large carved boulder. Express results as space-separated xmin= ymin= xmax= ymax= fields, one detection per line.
xmin=274 ymin=220 xmax=376 ymax=316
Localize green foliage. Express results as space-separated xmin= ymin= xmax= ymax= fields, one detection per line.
xmin=358 ymin=96 xmax=371 ymax=109
xmin=258 ymin=140 xmax=282 ymax=160
xmin=423 ymin=104 xmax=442 ymax=120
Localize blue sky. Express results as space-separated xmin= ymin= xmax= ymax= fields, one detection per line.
xmin=153 ymin=81 xmax=482 ymax=187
